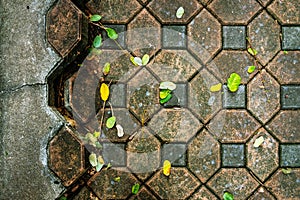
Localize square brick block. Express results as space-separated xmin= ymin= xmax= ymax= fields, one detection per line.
xmin=110 ymin=83 xmax=126 ymax=107
xmin=280 ymin=145 xmax=300 ymax=167
xmin=162 ymin=26 xmax=186 ymax=48
xmin=102 ymin=143 xmax=126 ymax=166
xmin=222 ymin=144 xmax=245 ymax=167
xmin=282 ymin=27 xmax=300 ymax=50
xmin=222 ymin=26 xmax=246 ymax=49
xmin=281 ymin=85 xmax=300 ymax=109
xmin=223 ymin=85 xmax=246 ymax=108
xmin=162 ymin=143 xmax=186 ymax=166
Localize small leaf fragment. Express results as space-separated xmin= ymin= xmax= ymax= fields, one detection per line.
xmin=103 ymin=62 xmax=111 ymax=76
xmin=176 ymin=7 xmax=184 ymax=19
xmin=210 ymin=83 xmax=222 ymax=92
xmin=223 ymin=192 xmax=234 ymax=200
xmin=253 ymin=136 xmax=264 ymax=148
xmin=95 ymin=155 xmax=105 ymax=172
xmin=159 ymin=82 xmax=176 ymax=90
xmin=93 ymin=35 xmax=102 ymax=48
xmin=142 ymin=54 xmax=150 ymax=65
xmin=130 ymin=56 xmax=139 ymax=66
xmin=106 ymin=163 xmax=112 ymax=169
xmin=114 ymin=176 xmax=121 ymax=182
xmin=163 ymin=160 xmax=171 ymax=176
xmin=90 ymin=14 xmax=102 ymax=22
xmin=100 ymin=83 xmax=109 ymax=101
xmin=283 ymin=50 xmax=288 ymax=54
xmin=89 ymin=153 xmax=97 ymax=167
xmin=159 ymin=93 xmax=172 ymax=104
xmin=282 ymin=168 xmax=292 ymax=174
xmin=106 ymin=116 xmax=116 ymax=128
xmin=105 ymin=28 xmax=118 ymax=40
xmin=93 ymin=131 xmax=100 ymax=138
xmin=159 ymin=89 xmax=171 ymax=99
xmin=133 ymin=57 xmax=142 ymax=66
xmin=248 ymin=47 xmax=258 ymax=56
xmin=116 ymin=124 xmax=124 ymax=137
xmin=132 ymin=183 xmax=140 ymax=195
xmin=227 ymin=73 xmax=241 ymax=92
xmin=247 ymin=65 xmax=256 ymax=74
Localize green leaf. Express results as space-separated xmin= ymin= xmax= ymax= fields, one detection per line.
xmin=106 ymin=28 xmax=118 ymax=40
xmin=132 ymin=183 xmax=140 ymax=195
xmin=160 ymin=93 xmax=172 ymax=104
xmin=248 ymin=47 xmax=257 ymax=56
xmin=130 ymin=56 xmax=139 ymax=66
xmin=89 ymin=153 xmax=97 ymax=167
xmin=59 ymin=197 xmax=67 ymax=200
xmin=114 ymin=176 xmax=121 ymax=182
xmin=176 ymin=7 xmax=185 ymax=19
xmin=159 ymin=82 xmax=176 ymax=90
xmin=160 ymin=89 xmax=171 ymax=99
xmin=227 ymin=73 xmax=241 ymax=92
xmin=142 ymin=54 xmax=150 ymax=65
xmin=282 ymin=168 xmax=292 ymax=174
xmin=283 ymin=50 xmax=288 ymax=54
xmin=247 ymin=65 xmax=256 ymax=74
xmin=103 ymin=62 xmax=110 ymax=76
xmin=223 ymin=192 xmax=234 ymax=200
xmin=210 ymin=83 xmax=222 ymax=92
xmin=93 ymin=131 xmax=100 ymax=138
xmin=106 ymin=163 xmax=112 ymax=169
xmin=87 ymin=132 xmax=97 ymax=144
xmin=90 ymin=14 xmax=102 ymax=22
xmin=106 ymin=116 xmax=116 ymax=128
xmin=93 ymin=35 xmax=102 ymax=48
xmin=95 ymin=141 xmax=102 ymax=149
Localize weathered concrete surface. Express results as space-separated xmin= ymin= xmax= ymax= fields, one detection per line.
xmin=0 ymin=0 xmax=63 ymax=199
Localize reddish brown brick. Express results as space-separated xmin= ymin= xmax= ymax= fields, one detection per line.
xmin=265 ymin=168 xmax=300 ymax=199
xmin=147 ymin=168 xmax=200 ymax=199
xmin=208 ymin=110 xmax=260 ymax=143
xmin=207 ymin=168 xmax=259 ymax=199
xmin=248 ymin=187 xmax=276 ymax=200
xmin=268 ymin=0 xmax=300 ymax=24
xmin=188 ymin=129 xmax=220 ymax=182
xmin=190 ymin=186 xmax=218 ymax=200
xmin=266 ymin=110 xmax=300 ymax=143
xmin=247 ymin=128 xmax=279 ymax=181
xmin=247 ymin=70 xmax=280 ymax=124
xmin=188 ymin=9 xmax=221 ymax=64
xmin=149 ymin=108 xmax=202 ymax=143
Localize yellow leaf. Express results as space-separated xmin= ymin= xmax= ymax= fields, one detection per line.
xmin=210 ymin=83 xmax=222 ymax=92
xmin=100 ymin=83 xmax=109 ymax=101
xmin=163 ymin=160 xmax=171 ymax=176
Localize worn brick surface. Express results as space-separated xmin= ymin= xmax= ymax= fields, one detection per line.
xmin=248 ymin=187 xmax=276 ymax=200
xmin=267 ymin=110 xmax=300 ymax=143
xmin=223 ymin=85 xmax=246 ymax=108
xmin=223 ymin=26 xmax=246 ymax=49
xmin=280 ymin=145 xmax=300 ymax=167
xmin=188 ymin=129 xmax=220 ymax=182
xmin=190 ymin=186 xmax=218 ymax=200
xmin=268 ymin=0 xmax=300 ymax=24
xmin=247 ymin=128 xmax=279 ymax=181
xmin=128 ymin=186 xmax=157 ymax=200
xmin=248 ymin=11 xmax=281 ymax=66
xmin=162 ymin=143 xmax=186 ymax=166
xmin=282 ymin=26 xmax=300 ymax=50
xmin=222 ymin=144 xmax=245 ymax=167
xmin=188 ymin=9 xmax=221 ymax=64
xmin=162 ymin=26 xmax=186 ymax=48
xmin=281 ymin=85 xmax=300 ymax=109
xmin=247 ymin=70 xmax=280 ymax=123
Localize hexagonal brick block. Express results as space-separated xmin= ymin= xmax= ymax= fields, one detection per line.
xmin=266 ymin=110 xmax=300 ymax=143
xmin=148 ymin=50 xmax=201 ymax=82
xmin=188 ymin=129 xmax=220 ymax=182
xmin=127 ymin=68 xmax=160 ymax=123
xmin=126 ymin=127 xmax=160 ymax=180
xmin=49 ymin=127 xmax=86 ymax=186
xmin=188 ymin=9 xmax=221 ymax=64
xmin=268 ymin=0 xmax=300 ymax=24
xmin=147 ymin=168 xmax=200 ymax=199
xmin=47 ymin=0 xmax=88 ymax=57
xmin=207 ymin=50 xmax=256 ymax=84
xmin=247 ymin=128 xmax=279 ymax=181
xmin=128 ymin=186 xmax=157 ymax=200
xmin=248 ymin=187 xmax=276 ymax=200
xmin=248 ymin=11 xmax=281 ymax=66
xmin=209 ymin=0 xmax=261 ymax=24
xmin=147 ymin=0 xmax=202 ymax=24
xmin=265 ymin=168 xmax=300 ymax=199
xmin=247 ymin=70 xmax=280 ymax=124
xmin=267 ymin=51 xmax=300 ymax=84
xmin=86 ymin=0 xmax=142 ymax=23
xmin=188 ymin=69 xmax=222 ymax=123
xmin=207 ymin=168 xmax=259 ymax=199
xmin=208 ymin=110 xmax=260 ymax=143
xmin=88 ymin=167 xmax=139 ymax=199
xmin=148 ymin=108 xmax=202 ymax=143
xmin=127 ymin=9 xmax=161 ymax=57
xmin=190 ymin=186 xmax=218 ymax=200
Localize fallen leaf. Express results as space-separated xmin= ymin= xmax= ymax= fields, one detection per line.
xmin=142 ymin=54 xmax=150 ymax=65
xmin=130 ymin=56 xmax=139 ymax=66
xmin=105 ymin=28 xmax=118 ymax=40
xmin=282 ymin=168 xmax=292 ymax=174
xmin=163 ymin=160 xmax=171 ymax=176
xmin=132 ymin=183 xmax=140 ymax=195
xmin=114 ymin=176 xmax=121 ymax=182
xmin=89 ymin=153 xmax=97 ymax=167
xmin=106 ymin=163 xmax=112 ymax=169
xmin=90 ymin=14 xmax=102 ymax=22
xmin=227 ymin=73 xmax=241 ymax=92
xmin=100 ymin=83 xmax=109 ymax=101
xmin=254 ymin=136 xmax=264 ymax=148
xmin=159 ymin=82 xmax=176 ymax=90
xmin=106 ymin=116 xmax=116 ymax=128
xmin=103 ymin=62 xmax=110 ymax=75
xmin=223 ymin=191 xmax=234 ymax=200
xmin=159 ymin=93 xmax=172 ymax=104
xmin=93 ymin=131 xmax=100 ymax=138
xmin=176 ymin=7 xmax=184 ymax=19
xmin=159 ymin=89 xmax=171 ymax=99
xmin=93 ymin=35 xmax=102 ymax=48
xmin=133 ymin=57 xmax=142 ymax=66
xmin=247 ymin=66 xmax=256 ymax=74
xmin=248 ymin=47 xmax=258 ymax=56
xmin=210 ymin=83 xmax=222 ymax=92
xmin=96 ymin=155 xmax=105 ymax=172
xmin=116 ymin=124 xmax=124 ymax=137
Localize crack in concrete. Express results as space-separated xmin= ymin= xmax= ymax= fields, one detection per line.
xmin=0 ymin=82 xmax=46 ymax=95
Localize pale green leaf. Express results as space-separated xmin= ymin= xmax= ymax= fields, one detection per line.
xmin=130 ymin=56 xmax=139 ymax=66
xmin=282 ymin=168 xmax=292 ymax=174
xmin=93 ymin=35 xmax=102 ymax=48
xmin=142 ymin=54 xmax=150 ymax=65
xmin=89 ymin=153 xmax=97 ymax=167
xmin=248 ymin=47 xmax=257 ymax=56
xmin=176 ymin=7 xmax=184 ymax=19
xmin=159 ymin=82 xmax=176 ymax=90
xmin=106 ymin=116 xmax=116 ymax=128
xmin=106 ymin=28 xmax=118 ymax=40
xmin=227 ymin=73 xmax=241 ymax=92
xmin=253 ymin=136 xmax=264 ymax=148
xmin=247 ymin=66 xmax=256 ymax=74
xmin=103 ymin=62 xmax=110 ymax=76
xmin=90 ymin=14 xmax=102 ymax=22
xmin=93 ymin=131 xmax=100 ymax=138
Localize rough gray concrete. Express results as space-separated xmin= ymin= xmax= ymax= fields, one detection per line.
xmin=0 ymin=0 xmax=64 ymax=199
